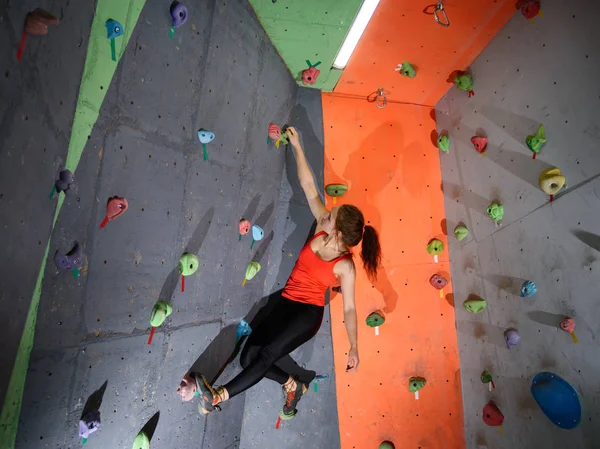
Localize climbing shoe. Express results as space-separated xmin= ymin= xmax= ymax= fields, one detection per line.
xmin=194 ymin=374 xmax=221 ymax=415
xmin=280 ymin=378 xmax=308 ymax=420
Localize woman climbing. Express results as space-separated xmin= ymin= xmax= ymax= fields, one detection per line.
xmin=177 ymin=126 xmax=382 ymax=420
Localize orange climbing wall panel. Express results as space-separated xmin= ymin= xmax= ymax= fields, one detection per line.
xmin=322 ymin=93 xmax=464 ymax=449
xmin=334 ymin=0 xmax=516 ymax=105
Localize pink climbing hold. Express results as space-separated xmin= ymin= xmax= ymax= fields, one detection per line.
xmin=560 ymin=317 xmax=575 ymax=333
xmin=471 ymin=136 xmax=488 ymax=155
xmin=302 ymin=66 xmax=320 ymax=85
xmin=239 ymin=219 xmax=251 ymax=235
xmin=268 ymin=124 xmax=281 ymax=141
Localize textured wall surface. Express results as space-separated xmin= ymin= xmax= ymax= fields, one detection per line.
xmin=435 ymin=0 xmax=600 ymax=447
xmin=1 ymin=1 xmax=336 ymax=448
xmin=248 ymin=0 xmax=362 ymax=92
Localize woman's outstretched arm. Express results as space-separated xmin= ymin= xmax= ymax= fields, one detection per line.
xmin=335 ymin=258 xmax=359 ymax=372
xmin=286 ymin=126 xmax=328 ymax=221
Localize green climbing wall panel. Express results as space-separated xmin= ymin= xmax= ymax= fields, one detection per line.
xmin=248 ymin=0 xmax=363 ymax=92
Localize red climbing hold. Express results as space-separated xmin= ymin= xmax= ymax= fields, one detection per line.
xmin=17 ymin=9 xmax=60 ymax=62
xmin=470 ymin=136 xmax=488 ymax=154
xmin=99 ymin=197 xmax=128 ymax=228
xmin=268 ymin=124 xmax=281 ymax=141
xmin=482 ymin=401 xmax=504 ymax=427
xmin=518 ymin=0 xmax=541 ymax=20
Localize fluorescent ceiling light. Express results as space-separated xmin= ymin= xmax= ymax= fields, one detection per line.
xmin=333 ymin=0 xmax=381 ymax=69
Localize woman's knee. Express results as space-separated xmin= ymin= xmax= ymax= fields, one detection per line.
xmin=240 ymin=344 xmax=258 ymax=369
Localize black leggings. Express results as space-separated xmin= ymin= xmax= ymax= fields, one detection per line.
xmin=224 ymin=293 xmax=324 ymax=398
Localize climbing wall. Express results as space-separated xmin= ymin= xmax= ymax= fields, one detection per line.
xmin=435 ymin=0 xmax=600 ymax=446
xmin=334 ymin=0 xmax=516 ymax=105
xmin=1 ymin=1 xmax=335 ymax=449
xmin=247 ymin=0 xmax=363 ymax=92
xmin=322 ymin=95 xmax=465 ymax=448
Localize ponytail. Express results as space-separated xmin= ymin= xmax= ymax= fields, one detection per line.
xmin=361 ymin=225 xmax=381 ymax=281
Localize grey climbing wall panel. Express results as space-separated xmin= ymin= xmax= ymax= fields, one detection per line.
xmin=2 ymin=1 xmax=337 ymax=449
xmin=436 ymin=0 xmax=600 ymax=447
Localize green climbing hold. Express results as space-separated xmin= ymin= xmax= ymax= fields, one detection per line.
xmin=366 ymin=311 xmax=385 ymax=327
xmin=150 ymin=301 xmax=173 ymax=327
xmin=486 ymin=203 xmax=504 ymax=221
xmin=378 ymin=442 xmax=396 ymax=449
xmin=245 ymin=261 xmax=261 ymax=281
xmin=179 ymin=253 xmax=199 ymax=276
xmin=399 ymin=62 xmax=416 ymax=78
xmin=454 ymin=225 xmax=469 ymax=241
xmin=481 ymin=370 xmax=493 ymax=384
xmin=463 ymin=298 xmax=487 ymax=314
xmin=454 ymin=73 xmax=473 ymax=92
xmin=426 ymin=239 xmax=444 ymax=255
xmin=526 ymin=124 xmax=546 ymax=154
xmin=132 ymin=431 xmax=150 ymax=449
xmin=325 ymin=184 xmax=348 ymax=198
xmin=437 ymin=134 xmax=450 ymax=152
xmin=409 ymin=377 xmax=426 ymax=393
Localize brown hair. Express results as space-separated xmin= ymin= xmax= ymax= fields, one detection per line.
xmin=335 ymin=204 xmax=382 ymax=281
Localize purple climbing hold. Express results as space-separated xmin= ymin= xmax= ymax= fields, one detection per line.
xmin=55 ymin=169 xmax=74 ymax=193
xmin=170 ymin=1 xmax=188 ymax=27
xmin=79 ymin=409 xmax=101 ymax=439
xmin=504 ymin=328 xmax=520 ymax=349
xmin=54 ymin=241 xmax=83 ymax=270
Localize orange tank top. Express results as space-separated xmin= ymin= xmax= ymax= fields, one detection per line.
xmin=281 ymin=231 xmax=351 ymax=307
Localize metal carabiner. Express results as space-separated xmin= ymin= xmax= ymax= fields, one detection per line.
xmin=376 ymin=88 xmax=387 ymax=109
xmin=434 ymin=1 xmax=450 ymax=27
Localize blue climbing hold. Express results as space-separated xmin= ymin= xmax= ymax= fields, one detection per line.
xmin=197 ymin=129 xmax=215 ymax=144
xmin=531 ymin=372 xmax=581 ymax=429
xmin=236 ymin=319 xmax=252 ymax=343
xmin=521 ymin=280 xmax=537 ymax=298
xmin=106 ymin=19 xmax=124 ymax=39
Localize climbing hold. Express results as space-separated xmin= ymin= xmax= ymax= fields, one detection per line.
xmin=437 ymin=134 xmax=450 ymax=152
xmin=106 ymin=19 xmax=124 ymax=61
xmin=559 ymin=317 xmax=578 ymax=343
xmin=365 ymin=311 xmax=385 ymax=327
xmin=242 ymin=261 xmax=261 ymax=286
xmin=526 ymin=124 xmax=546 ymax=158
xmin=197 ymin=129 xmax=215 ymax=161
xmin=482 ymin=401 xmax=504 ymax=427
xmin=301 ymin=60 xmax=321 ymax=85
xmin=395 ymin=62 xmax=416 ymax=78
xmin=470 ymin=136 xmax=488 ymax=156
xmin=79 ymin=409 xmax=101 ymax=442
xmin=54 ymin=241 xmax=83 ymax=278
xmin=238 ymin=218 xmax=251 ymax=240
xmin=539 ymin=167 xmax=566 ymax=197
xmin=150 ymin=301 xmax=173 ymax=327
xmin=454 ymin=225 xmax=469 ymax=241
xmin=179 ymin=253 xmax=199 ymax=276
xmin=504 ymin=328 xmax=520 ymax=349
xmin=325 ymin=183 xmax=348 ymax=205
xmin=429 ymin=273 xmax=448 ymax=290
xmin=481 ymin=370 xmax=495 ymax=390
xmin=132 ymin=430 xmax=150 ymax=449
xmin=409 ymin=377 xmax=426 ymax=393
xmin=519 ymin=0 xmax=542 ymax=22
xmin=50 ymin=169 xmax=74 ymax=198
xmin=236 ymin=319 xmax=252 ymax=342
xmin=99 ymin=197 xmax=128 ymax=228
xmin=378 ymin=442 xmax=395 ymax=449
xmin=486 ymin=203 xmax=504 ymax=222
xmin=463 ymin=298 xmax=487 ymax=314
xmin=268 ymin=123 xmax=281 ymax=141
xmin=454 ymin=72 xmax=474 ymax=97
xmin=17 ymin=9 xmax=60 ymax=62
xmin=520 ymin=280 xmax=537 ymax=298
xmin=250 ymin=225 xmax=264 ymax=249
xmin=106 ymin=19 xmax=124 ymax=39
xmin=531 ymin=372 xmax=581 ymax=429
xmin=426 ymin=239 xmax=444 ymax=259
xmin=170 ymin=2 xmax=188 ymax=26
